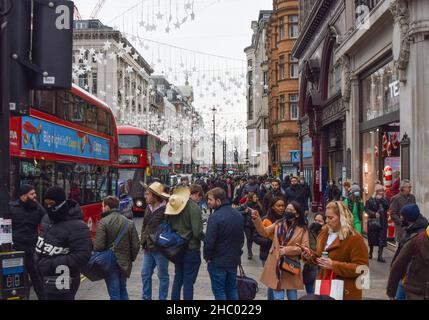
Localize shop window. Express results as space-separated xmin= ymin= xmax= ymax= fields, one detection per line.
xmin=361 ymin=60 xmax=399 ymax=122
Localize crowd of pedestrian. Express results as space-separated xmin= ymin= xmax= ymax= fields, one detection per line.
xmin=5 ymin=172 xmax=429 ymax=300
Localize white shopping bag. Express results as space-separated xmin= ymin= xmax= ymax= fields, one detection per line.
xmin=315 ymin=272 xmax=344 ymax=300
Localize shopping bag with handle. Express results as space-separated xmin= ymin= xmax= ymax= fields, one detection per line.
xmin=315 ymin=271 xmax=344 ymax=300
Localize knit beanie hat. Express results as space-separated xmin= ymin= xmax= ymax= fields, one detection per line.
xmin=17 ymin=184 xmax=35 ymax=198
xmin=400 ymin=204 xmax=420 ymax=222
xmin=44 ymin=186 xmax=67 ymax=206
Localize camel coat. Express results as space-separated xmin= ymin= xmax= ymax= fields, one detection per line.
xmin=308 ymin=225 xmax=369 ymax=300
xmin=254 ymin=220 xmax=309 ymax=290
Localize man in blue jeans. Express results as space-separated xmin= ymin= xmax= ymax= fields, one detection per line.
xmin=165 ymin=187 xmax=204 ymax=300
xmin=140 ymin=182 xmax=171 ymax=300
xmin=94 ymin=196 xmax=140 ymax=300
xmin=204 ymin=187 xmax=245 ymax=300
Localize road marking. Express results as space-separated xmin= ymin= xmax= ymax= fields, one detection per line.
xmin=80 ymin=275 xmax=87 ymax=282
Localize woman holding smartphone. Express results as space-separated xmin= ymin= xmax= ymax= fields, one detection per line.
xmin=301 ymin=201 xmax=369 ymax=300
xmin=251 ymin=201 xmax=309 ymax=300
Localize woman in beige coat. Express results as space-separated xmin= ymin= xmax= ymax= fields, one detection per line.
xmin=251 ymin=200 xmax=309 ymax=300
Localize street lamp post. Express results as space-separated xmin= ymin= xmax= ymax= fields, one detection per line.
xmin=212 ymin=106 xmax=216 ymax=174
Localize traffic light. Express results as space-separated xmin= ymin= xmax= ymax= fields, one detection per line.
xmin=8 ymin=0 xmax=74 ymax=114
xmin=8 ymin=0 xmax=32 ymax=115
xmin=32 ymin=0 xmax=74 ymax=89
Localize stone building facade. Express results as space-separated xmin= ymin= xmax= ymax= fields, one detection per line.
xmin=294 ymin=0 xmax=429 ymax=218
xmin=267 ymin=0 xmax=300 ymax=179
xmin=244 ymin=10 xmax=272 ymax=176
xmin=73 ymin=20 xmax=153 ymax=126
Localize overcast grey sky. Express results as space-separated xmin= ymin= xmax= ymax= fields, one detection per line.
xmin=73 ymin=0 xmax=272 ymax=158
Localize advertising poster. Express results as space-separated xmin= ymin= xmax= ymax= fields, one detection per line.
xmin=21 ymin=116 xmax=110 ymax=161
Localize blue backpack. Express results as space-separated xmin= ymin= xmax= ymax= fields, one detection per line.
xmin=149 ymin=222 xmax=187 ymax=264
xmin=82 ymin=222 xmax=129 ymax=281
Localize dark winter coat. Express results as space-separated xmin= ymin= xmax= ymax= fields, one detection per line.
xmin=203 ymin=203 xmax=244 ymax=268
xmin=387 ymin=230 xmax=429 ymax=299
xmin=93 ymin=209 xmax=140 ymax=278
xmin=391 ymin=215 xmax=429 ymax=265
xmin=285 ymin=185 xmax=307 ymax=210
xmin=140 ymin=203 xmax=167 ymax=250
xmin=324 ymin=185 xmax=342 ymax=204
xmin=300 ymin=182 xmax=312 ymax=211
xmin=365 ymin=197 xmax=390 ymax=248
xmin=35 ymin=200 xmax=92 ymax=279
xmin=389 ymin=192 xmax=416 ymax=226
xmin=8 ymin=200 xmax=46 ymax=251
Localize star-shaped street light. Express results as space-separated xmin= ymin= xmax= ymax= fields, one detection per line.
xmin=174 ymin=21 xmax=181 ymax=29
xmin=103 ymin=40 xmax=112 ymax=51
xmin=124 ymin=45 xmax=132 ymax=54
xmin=156 ymin=12 xmax=163 ymax=20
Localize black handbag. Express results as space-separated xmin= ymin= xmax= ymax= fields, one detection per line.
xmin=368 ymin=218 xmax=381 ymax=231
xmin=236 ymin=265 xmax=258 ymax=300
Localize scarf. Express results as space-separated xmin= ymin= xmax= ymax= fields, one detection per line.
xmin=275 ymin=220 xmax=297 ymax=280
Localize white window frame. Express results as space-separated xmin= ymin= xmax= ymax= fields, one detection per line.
xmin=288 ymin=15 xmax=299 ymax=39
xmin=289 ymin=94 xmax=299 ymax=120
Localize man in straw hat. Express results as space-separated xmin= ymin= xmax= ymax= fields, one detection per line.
xmin=140 ymin=182 xmax=170 ymax=300
xmin=165 ymin=186 xmax=204 ymax=300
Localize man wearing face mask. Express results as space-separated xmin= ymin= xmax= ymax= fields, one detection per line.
xmin=8 ymin=184 xmax=46 ymax=299
xmin=35 ymin=186 xmax=92 ymax=300
xmin=285 ymin=177 xmax=307 ymax=211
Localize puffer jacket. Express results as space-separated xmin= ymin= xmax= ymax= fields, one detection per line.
xmin=93 ymin=209 xmax=140 ymax=277
xmin=8 ymin=200 xmax=46 ymax=251
xmin=35 ymin=200 xmax=92 ymax=279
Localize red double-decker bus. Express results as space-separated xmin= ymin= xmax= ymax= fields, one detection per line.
xmin=117 ymin=126 xmax=170 ymax=215
xmin=9 ymin=84 xmax=119 ymax=235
